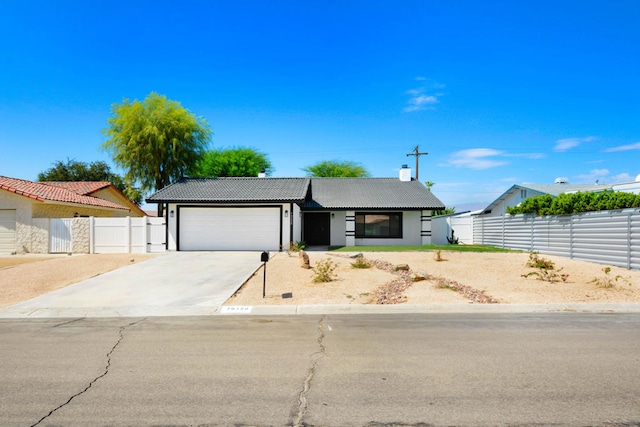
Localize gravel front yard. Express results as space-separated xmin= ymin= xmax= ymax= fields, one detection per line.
xmin=3 ymin=250 xmax=640 ymax=309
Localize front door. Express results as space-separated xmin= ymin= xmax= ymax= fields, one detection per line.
xmin=303 ymin=213 xmax=330 ymax=246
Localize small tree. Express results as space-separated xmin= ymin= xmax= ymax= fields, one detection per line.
xmin=189 ymin=146 xmax=273 ymax=178
xmin=302 ymin=160 xmax=370 ymax=177
xmin=102 ymin=92 xmax=212 ymax=215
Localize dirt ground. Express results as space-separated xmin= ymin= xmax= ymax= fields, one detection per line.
xmin=225 ymin=251 xmax=640 ymax=306
xmin=2 ymin=251 xmax=640 ymax=309
xmin=0 ymin=254 xmax=158 ymax=308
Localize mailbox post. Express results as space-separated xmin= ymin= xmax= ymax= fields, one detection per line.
xmin=261 ymin=251 xmax=269 ymax=298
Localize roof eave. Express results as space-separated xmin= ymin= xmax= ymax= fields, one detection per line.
xmin=146 ymin=198 xmax=307 ymax=204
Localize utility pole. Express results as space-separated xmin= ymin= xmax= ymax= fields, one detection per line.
xmin=406 ymin=145 xmax=428 ymax=181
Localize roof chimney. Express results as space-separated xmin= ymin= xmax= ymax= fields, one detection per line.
xmin=258 ymin=168 xmax=266 ymax=178
xmin=399 ymin=164 xmax=411 ymax=182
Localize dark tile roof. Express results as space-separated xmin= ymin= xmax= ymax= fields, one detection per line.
xmin=147 ymin=177 xmax=445 ymax=210
xmin=303 ymin=178 xmax=445 ymax=210
xmin=146 ymin=177 xmax=311 ymax=203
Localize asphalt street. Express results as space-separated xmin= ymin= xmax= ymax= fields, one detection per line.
xmin=1 ymin=313 xmax=639 ymax=427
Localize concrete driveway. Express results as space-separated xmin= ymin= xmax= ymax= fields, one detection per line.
xmin=5 ymin=252 xmax=264 ymax=317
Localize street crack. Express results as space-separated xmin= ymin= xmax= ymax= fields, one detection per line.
xmin=30 ymin=318 xmax=147 ymax=427
xmin=292 ymin=315 xmax=326 ymax=427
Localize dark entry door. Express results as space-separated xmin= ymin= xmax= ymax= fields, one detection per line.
xmin=304 ymin=213 xmax=330 ymax=246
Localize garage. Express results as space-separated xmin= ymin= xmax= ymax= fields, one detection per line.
xmin=0 ymin=210 xmax=17 ymax=254
xmin=178 ymin=206 xmax=281 ymax=251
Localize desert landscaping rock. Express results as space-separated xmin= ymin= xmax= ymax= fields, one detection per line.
xmin=298 ymin=250 xmax=311 ymax=269
xmin=394 ymin=263 xmax=410 ymax=271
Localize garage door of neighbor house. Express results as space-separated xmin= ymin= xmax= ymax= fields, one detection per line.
xmin=0 ymin=210 xmax=17 ymax=254
xmin=179 ymin=207 xmax=281 ymax=251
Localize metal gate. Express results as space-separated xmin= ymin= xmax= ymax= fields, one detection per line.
xmin=50 ymin=219 xmax=73 ymax=253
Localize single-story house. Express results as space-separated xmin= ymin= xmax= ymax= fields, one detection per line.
xmin=0 ymin=176 xmax=145 ymax=254
xmin=480 ymin=181 xmax=614 ymax=217
xmin=480 ymin=176 xmax=640 ymax=217
xmin=146 ymin=167 xmax=445 ymax=251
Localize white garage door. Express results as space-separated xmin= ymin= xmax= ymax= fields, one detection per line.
xmin=0 ymin=210 xmax=17 ymax=254
xmin=179 ymin=207 xmax=281 ymax=251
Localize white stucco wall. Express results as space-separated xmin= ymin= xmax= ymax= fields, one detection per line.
xmin=32 ymin=203 xmax=125 ymax=218
xmin=91 ymin=187 xmax=144 ymax=217
xmin=291 ymin=204 xmax=302 ymax=245
xmin=329 ymin=211 xmax=346 ymax=246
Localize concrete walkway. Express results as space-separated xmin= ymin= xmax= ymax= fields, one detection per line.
xmin=2 ymin=252 xmax=265 ymax=318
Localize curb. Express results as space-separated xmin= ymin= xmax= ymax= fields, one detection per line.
xmin=2 ymin=303 xmax=640 ymax=318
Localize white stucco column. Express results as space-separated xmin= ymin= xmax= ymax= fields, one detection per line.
xmin=421 ymin=210 xmax=432 ymax=245
xmin=345 ymin=210 xmax=355 ymax=247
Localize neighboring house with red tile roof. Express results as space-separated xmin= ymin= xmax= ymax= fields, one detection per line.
xmin=0 ymin=176 xmax=145 ymax=254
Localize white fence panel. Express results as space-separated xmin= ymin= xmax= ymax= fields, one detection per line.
xmin=93 ymin=217 xmax=130 ymax=253
xmin=92 ymin=217 xmax=166 ymax=254
xmin=147 ymin=217 xmax=166 ymax=253
xmin=50 ymin=219 xmax=73 ymax=253
xmin=431 ymin=215 xmax=473 ymax=245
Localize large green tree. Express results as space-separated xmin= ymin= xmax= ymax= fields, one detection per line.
xmin=38 ymin=159 xmax=143 ymax=205
xmin=302 ymin=160 xmax=370 ymax=177
xmin=189 ymin=146 xmax=273 ymax=178
xmin=102 ymin=92 xmax=212 ymax=213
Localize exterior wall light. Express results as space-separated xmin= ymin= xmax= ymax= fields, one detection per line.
xmin=170 ymin=210 xmax=175 ymax=218
xmin=284 ymin=210 xmax=289 ymax=217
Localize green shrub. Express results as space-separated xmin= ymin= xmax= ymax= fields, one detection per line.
xmin=312 ymin=258 xmax=337 ymax=283
xmin=507 ymin=190 xmax=640 ymax=216
xmin=350 ymin=257 xmax=371 ymax=269
xmin=521 ymin=252 xmax=568 ymax=283
xmin=589 ymin=267 xmax=632 ymax=289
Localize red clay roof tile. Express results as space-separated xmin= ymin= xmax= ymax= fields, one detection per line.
xmin=0 ymin=176 xmax=129 ymax=210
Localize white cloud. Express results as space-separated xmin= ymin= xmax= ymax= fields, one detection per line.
xmin=576 ymin=169 xmax=609 ymax=181
xmin=554 ymin=136 xmax=596 ymax=152
xmin=576 ymin=169 xmax=636 ymax=184
xmin=604 ymin=142 xmax=640 ymax=152
xmin=504 ymin=152 xmax=545 ymax=160
xmin=449 ymin=148 xmax=508 ymax=170
xmin=403 ymin=84 xmax=442 ymax=112
xmin=403 ymin=87 xmax=439 ymax=112
xmin=612 ymin=173 xmax=634 ymax=182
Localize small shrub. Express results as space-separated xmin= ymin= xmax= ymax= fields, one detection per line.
xmin=522 ymin=252 xmax=569 ymax=283
xmin=589 ymin=267 xmax=632 ymax=289
xmin=286 ymin=241 xmax=307 ymax=256
xmin=350 ymin=257 xmax=371 ymax=269
xmin=312 ymin=258 xmax=337 ymax=283
xmin=434 ymin=250 xmax=444 ymax=262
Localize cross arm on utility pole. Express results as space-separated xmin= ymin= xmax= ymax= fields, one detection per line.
xmin=406 ymin=145 xmax=428 ymax=181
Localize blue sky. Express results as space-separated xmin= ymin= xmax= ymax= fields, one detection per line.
xmin=1 ymin=1 xmax=639 ymax=211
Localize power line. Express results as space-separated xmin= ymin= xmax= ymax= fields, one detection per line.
xmin=406 ymin=145 xmax=429 ymax=181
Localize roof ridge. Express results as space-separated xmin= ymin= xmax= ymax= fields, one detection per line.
xmin=0 ymin=176 xmax=129 ymax=210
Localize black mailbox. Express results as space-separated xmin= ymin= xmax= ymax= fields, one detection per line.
xmin=261 ymin=251 xmax=269 ymax=262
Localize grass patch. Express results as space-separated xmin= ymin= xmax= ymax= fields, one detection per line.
xmin=329 ymin=244 xmax=515 ymax=253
